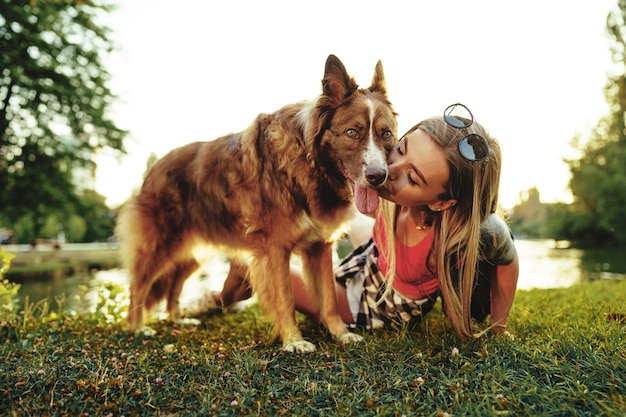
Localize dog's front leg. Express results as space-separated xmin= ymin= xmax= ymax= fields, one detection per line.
xmin=250 ymin=247 xmax=316 ymax=353
xmin=302 ymin=242 xmax=363 ymax=345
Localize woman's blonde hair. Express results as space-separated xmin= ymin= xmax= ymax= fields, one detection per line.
xmin=378 ymin=115 xmax=502 ymax=338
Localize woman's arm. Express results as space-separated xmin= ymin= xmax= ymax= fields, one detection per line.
xmin=489 ymin=249 xmax=519 ymax=333
xmin=346 ymin=212 xmax=375 ymax=248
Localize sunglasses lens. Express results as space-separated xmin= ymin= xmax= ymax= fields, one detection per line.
xmin=444 ymin=104 xmax=473 ymax=128
xmin=459 ymin=134 xmax=489 ymax=161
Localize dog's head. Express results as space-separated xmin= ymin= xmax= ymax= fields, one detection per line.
xmin=312 ymin=54 xmax=398 ymax=215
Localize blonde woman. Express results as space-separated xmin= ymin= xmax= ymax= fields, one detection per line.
xmin=197 ymin=104 xmax=519 ymax=338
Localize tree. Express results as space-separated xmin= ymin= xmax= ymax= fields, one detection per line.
xmin=566 ymin=0 xmax=626 ymax=247
xmin=66 ymin=213 xmax=87 ymax=242
xmin=76 ymin=189 xmax=115 ymax=242
xmin=0 ymin=0 xmax=126 ymax=239
xmin=509 ymin=187 xmax=546 ymax=238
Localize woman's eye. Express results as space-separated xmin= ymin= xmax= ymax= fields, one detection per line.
xmin=396 ymin=142 xmax=404 ymax=155
xmin=407 ymin=173 xmax=418 ymax=185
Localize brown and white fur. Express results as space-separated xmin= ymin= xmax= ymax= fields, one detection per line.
xmin=115 ymin=55 xmax=397 ymax=352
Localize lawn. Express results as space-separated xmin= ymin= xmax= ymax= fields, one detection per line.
xmin=0 ymin=270 xmax=624 ymax=416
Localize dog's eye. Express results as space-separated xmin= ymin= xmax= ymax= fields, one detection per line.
xmin=382 ymin=130 xmax=394 ymax=141
xmin=345 ymin=129 xmax=359 ymax=139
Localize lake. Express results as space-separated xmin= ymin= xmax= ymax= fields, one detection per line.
xmin=14 ymin=239 xmax=626 ymax=313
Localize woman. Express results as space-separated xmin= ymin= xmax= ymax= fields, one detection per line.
xmin=190 ymin=103 xmax=519 ymax=338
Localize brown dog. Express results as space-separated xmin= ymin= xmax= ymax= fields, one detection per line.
xmin=116 ymin=55 xmax=397 ymax=352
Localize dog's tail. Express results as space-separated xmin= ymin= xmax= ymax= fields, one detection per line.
xmin=115 ymin=198 xmax=151 ymax=275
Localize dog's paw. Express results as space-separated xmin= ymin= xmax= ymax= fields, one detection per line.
xmin=282 ymin=340 xmax=317 ymax=353
xmin=338 ymin=332 xmax=364 ymax=344
xmin=176 ymin=317 xmax=202 ymax=326
xmin=138 ymin=326 xmax=157 ymax=337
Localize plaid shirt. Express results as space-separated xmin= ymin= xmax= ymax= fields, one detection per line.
xmin=335 ymin=238 xmax=438 ymax=329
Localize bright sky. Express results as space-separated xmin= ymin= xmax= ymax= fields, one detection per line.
xmin=95 ymin=0 xmax=617 ymax=209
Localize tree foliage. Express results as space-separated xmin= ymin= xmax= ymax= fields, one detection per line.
xmin=0 ymin=0 xmax=126 ymax=242
xmin=509 ymin=187 xmax=546 ymax=238
xmin=565 ymin=0 xmax=626 ymax=247
xmin=512 ymin=1 xmax=626 ymax=247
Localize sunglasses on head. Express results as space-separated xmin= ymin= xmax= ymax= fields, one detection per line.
xmin=443 ymin=103 xmax=489 ymax=162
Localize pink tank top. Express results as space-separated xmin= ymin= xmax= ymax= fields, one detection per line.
xmin=373 ymin=215 xmax=440 ymax=299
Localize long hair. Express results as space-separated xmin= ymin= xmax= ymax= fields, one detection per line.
xmin=379 ymin=116 xmax=502 ymax=338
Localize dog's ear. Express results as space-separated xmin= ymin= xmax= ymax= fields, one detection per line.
xmin=322 ymin=55 xmax=358 ymax=107
xmin=369 ymin=60 xmax=387 ymax=95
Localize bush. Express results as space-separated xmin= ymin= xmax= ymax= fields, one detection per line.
xmin=0 ymin=248 xmax=20 ymax=321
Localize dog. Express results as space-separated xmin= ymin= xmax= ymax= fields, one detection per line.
xmin=115 ymin=55 xmax=397 ymax=352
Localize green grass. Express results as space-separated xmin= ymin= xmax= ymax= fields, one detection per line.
xmin=0 ymin=278 xmax=625 ymax=416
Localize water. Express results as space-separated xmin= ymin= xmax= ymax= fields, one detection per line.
xmin=13 ymin=239 xmax=626 ymax=312
xmin=15 ymin=252 xmax=234 ymax=314
xmin=515 ymin=239 xmax=626 ymax=288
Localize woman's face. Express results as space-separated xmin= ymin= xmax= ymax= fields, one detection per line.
xmin=377 ymin=128 xmax=450 ymax=207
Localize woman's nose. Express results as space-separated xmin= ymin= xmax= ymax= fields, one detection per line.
xmin=386 ymin=160 xmax=399 ymax=181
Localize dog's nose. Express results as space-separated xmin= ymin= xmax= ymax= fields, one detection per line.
xmin=365 ymin=166 xmax=388 ymax=187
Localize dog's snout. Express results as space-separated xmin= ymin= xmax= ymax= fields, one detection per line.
xmin=365 ymin=166 xmax=388 ymax=187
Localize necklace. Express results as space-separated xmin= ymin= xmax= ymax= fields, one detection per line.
xmin=413 ymin=209 xmax=429 ymax=230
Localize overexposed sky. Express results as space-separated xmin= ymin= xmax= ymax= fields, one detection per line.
xmin=95 ymin=0 xmax=617 ymax=209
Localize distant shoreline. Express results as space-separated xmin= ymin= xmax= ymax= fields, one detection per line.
xmin=2 ymin=243 xmax=121 ymax=282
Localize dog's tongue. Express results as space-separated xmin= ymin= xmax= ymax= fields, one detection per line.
xmin=354 ymin=184 xmax=379 ymax=215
